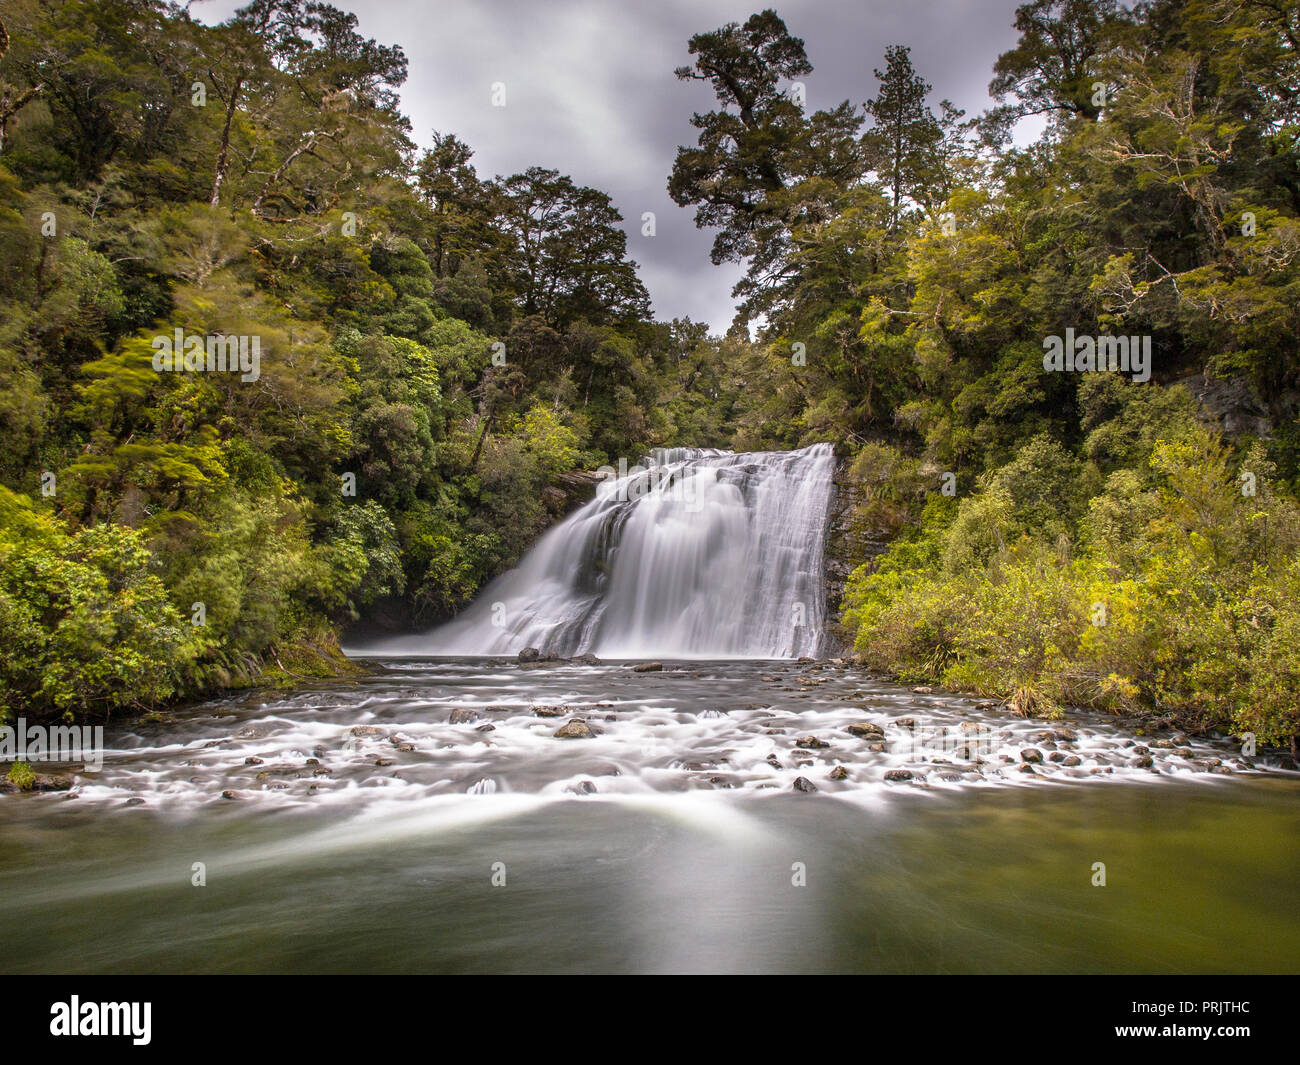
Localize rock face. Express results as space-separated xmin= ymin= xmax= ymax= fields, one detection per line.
xmin=821 ymin=459 xmax=895 ymax=654
xmin=1179 ymin=371 xmax=1296 ymax=438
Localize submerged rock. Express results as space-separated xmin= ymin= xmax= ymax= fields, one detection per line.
xmin=883 ymin=769 xmax=914 ymax=782
xmin=234 ymin=723 xmax=272 ymax=740
xmin=846 ymin=722 xmax=885 ymax=739
xmin=1020 ymin=748 xmax=1044 ymax=764
xmin=632 ymin=662 xmax=663 ymax=672
xmin=448 ymin=708 xmax=480 ymax=724
xmin=828 ymin=765 xmax=849 ymax=781
xmin=796 ymin=735 xmax=829 ymax=749
xmin=532 ymin=705 xmax=568 ymax=718
xmin=792 ymin=776 xmax=818 ymax=792
xmin=349 ymin=725 xmax=386 ymax=738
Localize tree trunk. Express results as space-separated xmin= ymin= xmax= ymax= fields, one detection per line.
xmin=470 ymin=409 xmax=494 ymax=470
xmin=209 ymin=75 xmax=243 ymax=208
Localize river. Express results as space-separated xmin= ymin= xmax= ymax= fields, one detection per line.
xmin=2 ymin=657 xmax=1296 ymax=973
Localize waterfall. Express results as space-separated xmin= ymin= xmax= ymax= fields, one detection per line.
xmin=370 ymin=442 xmax=836 ymax=660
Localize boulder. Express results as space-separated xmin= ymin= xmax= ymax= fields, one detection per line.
xmin=554 ymin=718 xmax=595 ymax=739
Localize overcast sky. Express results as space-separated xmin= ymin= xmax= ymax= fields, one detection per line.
xmin=193 ymin=0 xmax=1034 ymax=333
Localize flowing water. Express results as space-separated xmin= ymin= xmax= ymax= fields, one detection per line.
xmin=1 ymin=659 xmax=1297 ymax=974
xmin=357 ymin=443 xmax=837 ymax=659
xmin=3 ymin=447 xmax=1298 ymax=973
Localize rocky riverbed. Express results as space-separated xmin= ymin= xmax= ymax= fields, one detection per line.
xmin=11 ymin=658 xmax=1287 ymax=811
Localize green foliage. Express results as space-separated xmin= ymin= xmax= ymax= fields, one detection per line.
xmin=0 ymin=0 xmax=663 ymax=720
xmin=7 ymin=761 xmax=35 ymax=791
xmin=843 ymin=414 xmax=1300 ymax=744
xmin=1 ymin=0 xmax=1298 ymax=756
xmin=0 ymin=486 xmax=188 ymax=720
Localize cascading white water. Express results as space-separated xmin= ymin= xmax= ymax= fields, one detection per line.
xmin=375 ymin=442 xmax=836 ymax=659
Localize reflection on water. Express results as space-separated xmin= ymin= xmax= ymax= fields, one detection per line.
xmin=1 ymin=661 xmax=1296 ymax=973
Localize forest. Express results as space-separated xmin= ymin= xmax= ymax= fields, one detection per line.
xmin=1 ymin=0 xmax=1297 ymax=753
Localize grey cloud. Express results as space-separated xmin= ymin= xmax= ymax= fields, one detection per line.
xmin=195 ymin=0 xmax=1030 ymax=332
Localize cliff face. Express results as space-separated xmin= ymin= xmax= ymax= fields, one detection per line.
xmin=821 ymin=459 xmax=893 ymax=655
xmin=1181 ymin=371 xmax=1298 ymax=438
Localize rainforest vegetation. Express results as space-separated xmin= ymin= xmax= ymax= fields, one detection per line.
xmin=0 ymin=0 xmax=1297 ymax=750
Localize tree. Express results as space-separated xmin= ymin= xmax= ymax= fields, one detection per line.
xmin=862 ymin=45 xmax=944 ymax=231
xmin=498 ymin=167 xmax=649 ymax=329
xmin=667 ymin=9 xmax=863 ymax=322
xmin=987 ymin=0 xmax=1125 ymax=133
